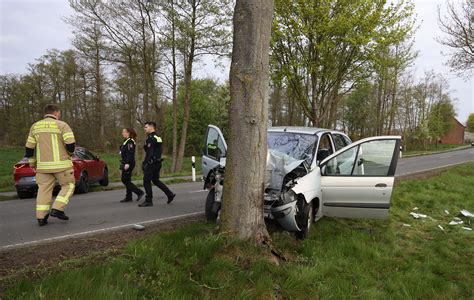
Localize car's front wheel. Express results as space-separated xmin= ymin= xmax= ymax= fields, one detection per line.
xmin=76 ymin=172 xmax=89 ymax=194
xmin=205 ymin=188 xmax=219 ymax=221
xmin=295 ymin=198 xmax=314 ymax=240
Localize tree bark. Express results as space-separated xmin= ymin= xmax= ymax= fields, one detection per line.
xmin=220 ymin=0 xmax=274 ymax=242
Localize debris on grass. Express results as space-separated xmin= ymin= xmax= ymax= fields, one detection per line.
xmin=402 ymin=224 xmax=411 ymax=227
xmin=132 ymin=224 xmax=145 ymax=231
xmin=410 ymin=212 xmax=427 ymax=219
xmin=449 ymin=220 xmax=464 ymax=226
xmin=444 ymin=210 xmax=450 ymax=215
xmin=459 ymin=210 xmax=474 ymax=218
xmin=461 ymin=227 xmax=473 ymax=231
xmin=437 ymin=225 xmax=444 ymax=231
xmin=412 ymin=207 xmax=418 ymax=211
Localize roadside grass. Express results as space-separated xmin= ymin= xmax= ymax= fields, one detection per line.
xmin=404 ymin=143 xmax=468 ymax=156
xmin=0 ymin=147 xmax=24 ymax=192
xmin=4 ymin=163 xmax=473 ymax=299
xmin=0 ymin=146 xmax=202 ymax=192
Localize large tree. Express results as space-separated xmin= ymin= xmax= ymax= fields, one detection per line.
xmin=270 ymin=0 xmax=416 ymax=128
xmin=221 ymin=0 xmax=274 ymax=242
xmin=437 ymin=0 xmax=474 ymax=78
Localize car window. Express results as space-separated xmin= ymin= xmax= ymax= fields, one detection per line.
xmin=333 ymin=133 xmax=349 ymax=151
xmin=74 ymin=149 xmax=88 ymax=160
xmin=204 ymin=128 xmax=224 ymax=160
xmin=323 ymin=139 xmax=396 ymax=176
xmin=84 ymin=150 xmax=96 ymax=160
xmin=267 ymin=132 xmax=318 ymax=163
xmin=316 ymin=134 xmax=334 ymax=162
xmin=325 ymin=146 xmax=357 ymax=175
xmin=353 ymin=140 xmax=396 ymax=176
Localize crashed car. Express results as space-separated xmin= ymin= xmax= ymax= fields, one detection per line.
xmin=202 ymin=125 xmax=401 ymax=238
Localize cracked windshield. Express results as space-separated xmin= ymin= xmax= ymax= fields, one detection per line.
xmin=267 ymin=132 xmax=318 ymax=164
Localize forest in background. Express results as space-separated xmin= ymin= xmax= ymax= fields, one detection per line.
xmin=0 ymin=0 xmax=465 ymax=172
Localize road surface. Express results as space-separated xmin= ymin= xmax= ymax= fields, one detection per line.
xmin=1 ymin=148 xmax=472 ymax=249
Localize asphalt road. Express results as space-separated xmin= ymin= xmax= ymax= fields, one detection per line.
xmin=396 ymin=147 xmax=474 ymax=176
xmin=1 ymin=148 xmax=472 ymax=249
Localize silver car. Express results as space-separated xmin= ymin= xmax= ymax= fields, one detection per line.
xmin=202 ymin=125 xmax=401 ymax=239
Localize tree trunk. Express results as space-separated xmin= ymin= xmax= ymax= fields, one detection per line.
xmin=175 ymin=2 xmax=197 ymax=172
xmin=170 ymin=1 xmax=179 ymax=172
xmin=220 ymin=0 xmax=274 ymax=242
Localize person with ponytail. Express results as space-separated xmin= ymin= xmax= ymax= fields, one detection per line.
xmin=119 ymin=128 xmax=144 ymax=202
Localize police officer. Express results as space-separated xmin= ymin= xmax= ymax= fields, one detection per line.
xmin=25 ymin=104 xmax=76 ymax=226
xmin=119 ymin=128 xmax=144 ymax=202
xmin=139 ymin=121 xmax=176 ymax=207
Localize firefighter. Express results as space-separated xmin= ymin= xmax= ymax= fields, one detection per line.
xmin=25 ymin=104 xmax=76 ymax=226
xmin=119 ymin=128 xmax=144 ymax=202
xmin=139 ymin=121 xmax=176 ymax=207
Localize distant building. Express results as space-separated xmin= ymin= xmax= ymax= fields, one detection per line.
xmin=438 ymin=117 xmax=466 ymax=145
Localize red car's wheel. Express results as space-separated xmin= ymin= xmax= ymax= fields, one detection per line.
xmin=76 ymin=172 xmax=89 ymax=194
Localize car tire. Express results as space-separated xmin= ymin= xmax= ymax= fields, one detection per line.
xmin=205 ymin=188 xmax=218 ymax=221
xmin=99 ymin=168 xmax=109 ymax=186
xmin=17 ymin=190 xmax=34 ymax=199
xmin=295 ymin=198 xmax=314 ymax=240
xmin=76 ymin=172 xmax=89 ymax=194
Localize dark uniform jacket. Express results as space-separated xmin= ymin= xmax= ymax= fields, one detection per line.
xmin=120 ymin=138 xmax=136 ymax=167
xmin=143 ymin=132 xmax=163 ymax=171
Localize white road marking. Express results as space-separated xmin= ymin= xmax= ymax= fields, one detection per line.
xmin=0 ymin=212 xmax=204 ymax=251
xmin=189 ymin=190 xmax=207 ymax=193
xmin=439 ymin=155 xmax=452 ymax=159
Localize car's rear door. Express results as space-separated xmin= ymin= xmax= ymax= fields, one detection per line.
xmin=202 ymin=125 xmax=227 ymax=180
xmin=320 ymin=136 xmax=401 ymax=219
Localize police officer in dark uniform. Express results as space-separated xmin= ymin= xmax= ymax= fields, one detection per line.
xmin=139 ymin=121 xmax=176 ymax=207
xmin=119 ymin=128 xmax=144 ymax=202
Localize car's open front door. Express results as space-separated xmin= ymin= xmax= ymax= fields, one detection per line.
xmin=202 ymin=125 xmax=227 ymax=181
xmin=320 ymin=136 xmax=401 ymax=219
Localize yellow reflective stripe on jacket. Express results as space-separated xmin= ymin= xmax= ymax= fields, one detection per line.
xmin=123 ymin=138 xmax=130 ymax=145
xmin=63 ymin=132 xmax=74 ymax=141
xmin=36 ymin=205 xmax=51 ymax=211
xmin=37 ymin=160 xmax=73 ymax=170
xmin=36 ymin=144 xmax=41 ymax=162
xmin=27 ymin=136 xmax=36 ymax=144
xmin=33 ymin=128 xmax=61 ymax=134
xmin=154 ymin=136 xmax=162 ymax=143
xmin=51 ymin=134 xmax=60 ymax=162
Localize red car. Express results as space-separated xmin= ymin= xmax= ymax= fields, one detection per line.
xmin=13 ymin=147 xmax=109 ymax=199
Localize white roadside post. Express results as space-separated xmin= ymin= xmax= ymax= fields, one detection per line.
xmin=192 ymin=156 xmax=196 ymax=182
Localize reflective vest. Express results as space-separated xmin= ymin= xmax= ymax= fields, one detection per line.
xmin=25 ymin=115 xmax=76 ymax=173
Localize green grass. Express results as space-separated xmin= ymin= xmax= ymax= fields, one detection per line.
xmin=0 ymin=147 xmax=202 ymax=192
xmin=0 ymin=147 xmax=24 ymax=192
xmin=404 ymin=144 xmax=468 ymax=156
xmin=4 ymin=163 xmax=474 ymax=299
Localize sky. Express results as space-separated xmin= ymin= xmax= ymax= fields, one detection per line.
xmin=0 ymin=0 xmax=472 ymax=123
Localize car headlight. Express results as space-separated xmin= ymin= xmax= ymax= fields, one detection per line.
xmin=279 ymin=189 xmax=296 ymax=205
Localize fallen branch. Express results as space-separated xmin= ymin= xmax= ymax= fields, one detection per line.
xmin=189 ymin=272 xmax=225 ymax=290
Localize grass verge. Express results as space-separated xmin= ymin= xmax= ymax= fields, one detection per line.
xmin=3 ymin=163 xmax=474 ymax=299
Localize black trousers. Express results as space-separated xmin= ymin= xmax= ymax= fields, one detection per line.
xmin=143 ymin=163 xmax=173 ymax=202
xmin=121 ymin=164 xmax=142 ymax=200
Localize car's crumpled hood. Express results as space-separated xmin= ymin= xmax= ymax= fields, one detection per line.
xmin=265 ymin=150 xmax=304 ymax=191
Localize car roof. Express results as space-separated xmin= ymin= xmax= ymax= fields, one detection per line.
xmin=268 ymin=126 xmax=341 ymax=135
